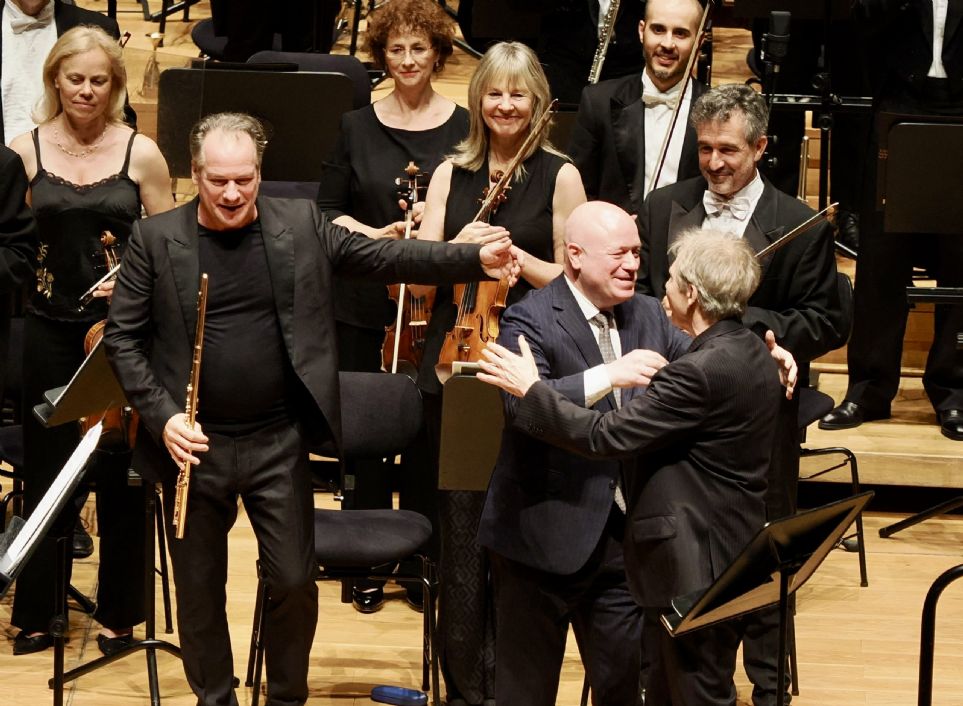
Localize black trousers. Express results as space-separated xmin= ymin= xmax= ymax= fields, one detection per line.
xmin=160 ymin=421 xmax=317 ymax=706
xmin=845 ymin=83 xmax=963 ymax=415
xmin=643 ymin=607 xmax=743 ymax=706
xmin=490 ymin=507 xmax=642 ymax=706
xmin=12 ymin=314 xmax=145 ymax=634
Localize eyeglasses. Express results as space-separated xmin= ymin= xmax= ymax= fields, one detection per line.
xmin=386 ymin=46 xmax=431 ymax=60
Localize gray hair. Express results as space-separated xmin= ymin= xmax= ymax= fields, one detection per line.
xmin=689 ymin=84 xmax=769 ymax=144
xmin=189 ymin=112 xmax=268 ymax=169
xmin=668 ymin=228 xmax=760 ymax=319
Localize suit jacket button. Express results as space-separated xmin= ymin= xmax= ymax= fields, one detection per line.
xmin=609 ymin=480 xmax=617 ymax=489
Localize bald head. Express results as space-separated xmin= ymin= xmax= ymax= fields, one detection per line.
xmin=564 ymin=202 xmax=641 ymax=309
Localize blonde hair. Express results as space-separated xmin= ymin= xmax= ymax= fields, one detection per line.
xmin=449 ymin=41 xmax=562 ymax=178
xmin=34 ymin=25 xmax=128 ymax=125
xmin=669 ymin=228 xmax=761 ymax=319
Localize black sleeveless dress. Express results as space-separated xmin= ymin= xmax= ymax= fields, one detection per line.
xmin=12 ymin=129 xmax=146 ymax=636
xmin=423 ymin=149 xmax=565 ymax=706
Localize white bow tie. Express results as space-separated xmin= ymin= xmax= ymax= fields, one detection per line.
xmin=703 ymin=191 xmax=752 ymax=221
xmin=9 ymin=3 xmax=54 ymax=34
xmin=641 ymin=86 xmax=681 ymax=110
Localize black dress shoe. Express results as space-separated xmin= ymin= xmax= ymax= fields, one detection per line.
xmin=13 ymin=631 xmax=53 ymax=655
xmin=939 ymin=410 xmax=963 ymax=441
xmin=818 ymin=400 xmax=889 ymax=430
xmin=352 ymin=587 xmax=384 ymax=614
xmin=405 ymin=586 xmax=425 ymax=613
xmin=73 ymin=522 xmax=94 ymax=559
xmin=97 ymin=632 xmax=134 ymax=657
xmin=835 ymin=209 xmax=860 ymax=255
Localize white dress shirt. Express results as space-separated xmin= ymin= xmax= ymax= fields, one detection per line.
xmin=2 ymin=0 xmax=57 ymax=144
xmin=642 ymin=70 xmax=693 ymax=198
xmin=928 ymin=0 xmax=950 ymax=79
xmin=564 ymin=275 xmax=623 ymax=407
xmin=701 ymin=170 xmax=766 ymax=238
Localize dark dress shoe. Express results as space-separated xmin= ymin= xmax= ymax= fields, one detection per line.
xmin=405 ymin=586 xmax=425 ymax=613
xmin=73 ymin=522 xmax=94 ymax=559
xmin=835 ymin=209 xmax=860 ymax=254
xmin=97 ymin=632 xmax=134 ymax=657
xmin=13 ymin=631 xmax=53 ymax=655
xmin=352 ymin=587 xmax=384 ymax=614
xmin=939 ymin=410 xmax=963 ymax=441
xmin=819 ymin=400 xmax=889 ymax=430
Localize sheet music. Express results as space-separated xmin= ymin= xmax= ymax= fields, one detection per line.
xmin=0 ymin=423 xmax=102 ymax=581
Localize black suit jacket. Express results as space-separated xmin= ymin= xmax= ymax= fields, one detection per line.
xmin=103 ymin=197 xmax=486 ymax=483
xmin=858 ymin=0 xmax=963 ymax=97
xmin=477 ymin=276 xmax=690 ymax=574
xmin=0 ymin=145 xmax=36 ymax=397
xmin=0 ymin=1 xmax=126 ymax=144
xmin=639 ymin=176 xmax=846 ymax=363
xmin=511 ymin=318 xmax=780 ymax=607
xmin=568 ymin=74 xmax=707 ymax=215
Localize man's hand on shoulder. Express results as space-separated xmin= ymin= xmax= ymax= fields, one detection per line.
xmin=163 ymin=413 xmax=209 ymax=467
xmin=606 ymin=349 xmax=669 ymax=389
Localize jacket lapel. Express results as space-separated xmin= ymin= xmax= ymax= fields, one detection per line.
xmin=257 ymin=198 xmax=296 ymax=356
xmin=944 ymin=0 xmax=962 ymax=50
xmin=553 ymin=278 xmax=620 ymax=411
xmin=745 ymin=182 xmax=783 ymax=278
xmin=166 ymin=200 xmax=202 ymax=342
xmin=667 ymin=197 xmax=706 ymax=251
xmin=611 ymin=76 xmax=646 ymax=207
xmin=613 ymin=299 xmax=642 ymax=405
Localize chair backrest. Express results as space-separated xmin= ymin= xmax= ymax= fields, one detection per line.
xmin=337 ymin=372 xmax=423 ymax=460
xmin=247 ymin=51 xmax=371 ymax=109
xmin=157 ymin=67 xmax=354 ymax=181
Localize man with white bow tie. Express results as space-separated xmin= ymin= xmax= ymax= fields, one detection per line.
xmin=638 ymin=83 xmax=846 ymax=706
xmin=569 ymin=0 xmax=707 ymax=216
xmin=0 ymin=0 xmax=123 ymax=145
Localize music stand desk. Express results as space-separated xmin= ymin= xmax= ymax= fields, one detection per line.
xmin=664 ymin=493 xmax=873 ymax=706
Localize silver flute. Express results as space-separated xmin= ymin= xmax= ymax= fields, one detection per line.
xmin=588 ymin=0 xmax=622 ymax=84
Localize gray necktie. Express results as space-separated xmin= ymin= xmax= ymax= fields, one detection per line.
xmin=591 ymin=311 xmax=626 ymax=512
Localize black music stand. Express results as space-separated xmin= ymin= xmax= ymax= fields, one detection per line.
xmin=32 ymin=338 xmax=181 ymax=706
xmin=663 ymin=492 xmax=873 ymax=706
xmin=438 ymin=375 xmax=503 ymax=491
xmin=0 ymin=426 xmax=100 ymax=706
xmin=873 ymin=114 xmax=963 ymax=538
xmin=157 ymin=67 xmax=354 ymax=183
xmin=734 ymin=0 xmax=870 ymax=213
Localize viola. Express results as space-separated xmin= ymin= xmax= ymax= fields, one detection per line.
xmin=78 ymin=231 xmax=139 ymax=450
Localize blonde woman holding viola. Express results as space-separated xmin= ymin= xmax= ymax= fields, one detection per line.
xmin=412 ymin=41 xmax=585 ymax=706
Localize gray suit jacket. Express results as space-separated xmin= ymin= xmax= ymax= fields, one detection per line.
xmin=511 ymin=318 xmax=780 ymax=607
xmin=477 ymin=275 xmax=690 ymax=575
xmin=103 ymin=196 xmax=485 ymax=482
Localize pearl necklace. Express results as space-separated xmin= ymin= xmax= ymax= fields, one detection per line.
xmin=53 ymin=123 xmax=109 ymax=159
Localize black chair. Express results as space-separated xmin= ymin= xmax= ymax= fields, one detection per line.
xmin=245 ymin=372 xmax=440 ymax=706
xmin=190 ymin=18 xmax=284 ymax=61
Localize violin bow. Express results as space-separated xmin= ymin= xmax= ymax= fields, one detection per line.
xmin=756 ymin=202 xmax=837 ymax=260
xmin=646 ymin=0 xmax=714 ymax=197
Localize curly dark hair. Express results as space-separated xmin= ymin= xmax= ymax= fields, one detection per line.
xmin=363 ymin=0 xmax=456 ymax=72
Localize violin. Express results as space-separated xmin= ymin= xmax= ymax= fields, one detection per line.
xmin=382 ymin=162 xmax=435 ymax=377
xmin=78 ymin=231 xmax=139 ymax=450
xmin=435 ymin=100 xmax=558 ymax=382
